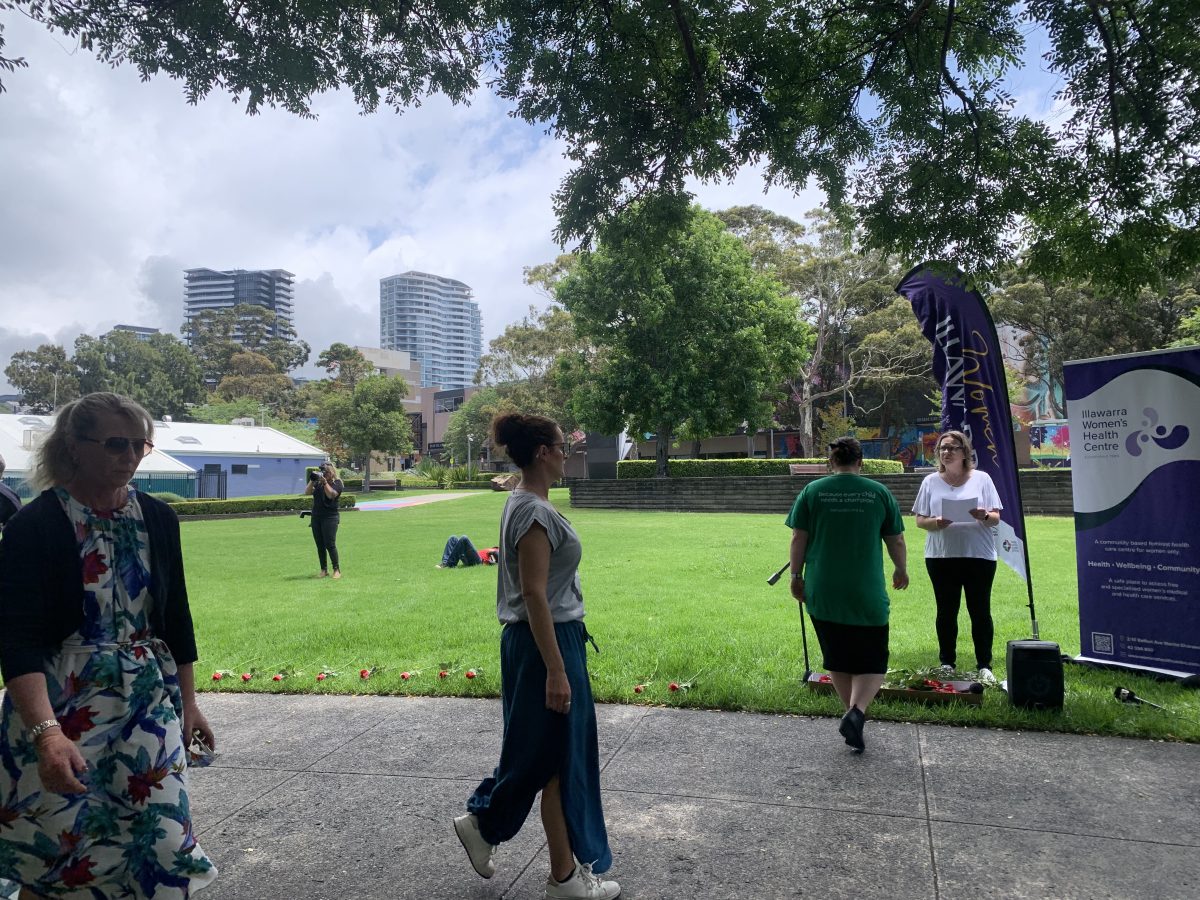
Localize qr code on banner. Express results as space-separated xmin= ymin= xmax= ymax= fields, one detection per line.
xmin=1092 ymin=632 xmax=1114 ymax=655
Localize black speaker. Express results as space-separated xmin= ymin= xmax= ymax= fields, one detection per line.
xmin=1006 ymin=640 xmax=1064 ymax=710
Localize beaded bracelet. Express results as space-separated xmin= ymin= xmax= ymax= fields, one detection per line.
xmin=28 ymin=719 xmax=61 ymax=742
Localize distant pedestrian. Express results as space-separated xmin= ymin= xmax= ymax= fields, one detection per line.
xmin=0 ymin=452 xmax=21 ymax=530
xmin=453 ymin=412 xmax=618 ymax=900
xmin=305 ymin=462 xmax=344 ymax=579
xmin=786 ymin=437 xmax=908 ymax=753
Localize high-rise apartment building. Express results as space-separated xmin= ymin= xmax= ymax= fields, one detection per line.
xmin=379 ymin=271 xmax=482 ymax=388
xmin=183 ymin=268 xmax=295 ymax=341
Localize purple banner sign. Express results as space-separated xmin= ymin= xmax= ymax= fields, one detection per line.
xmin=897 ymin=263 xmax=1027 ymax=580
xmin=1065 ymin=346 xmax=1200 ymax=677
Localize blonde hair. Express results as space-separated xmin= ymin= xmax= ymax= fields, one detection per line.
xmin=31 ymin=392 xmax=154 ymax=491
xmin=936 ymin=430 xmax=975 ymax=474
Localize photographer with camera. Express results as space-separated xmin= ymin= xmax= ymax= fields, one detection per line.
xmin=304 ymin=462 xmax=344 ymax=579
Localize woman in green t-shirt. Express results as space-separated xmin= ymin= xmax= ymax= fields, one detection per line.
xmin=785 ymin=437 xmax=909 ymax=753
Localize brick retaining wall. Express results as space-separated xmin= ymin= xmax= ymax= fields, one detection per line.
xmin=569 ymin=470 xmax=1074 ymax=516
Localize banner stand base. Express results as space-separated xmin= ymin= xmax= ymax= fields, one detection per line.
xmin=1069 ymin=655 xmax=1199 ymax=686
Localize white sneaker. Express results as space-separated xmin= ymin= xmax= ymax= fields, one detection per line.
xmin=453 ymin=813 xmax=495 ymax=879
xmin=544 ymin=862 xmax=621 ymax=899
xmin=978 ymin=667 xmax=997 ymax=685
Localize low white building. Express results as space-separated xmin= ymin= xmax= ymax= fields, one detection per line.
xmin=0 ymin=414 xmax=196 ymax=499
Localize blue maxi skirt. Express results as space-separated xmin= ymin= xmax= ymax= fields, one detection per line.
xmin=466 ymin=619 xmax=612 ymax=873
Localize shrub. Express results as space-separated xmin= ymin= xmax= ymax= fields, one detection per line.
xmin=448 ymin=481 xmax=494 ymax=489
xmin=398 ymin=477 xmax=440 ymax=489
xmin=616 ymin=458 xmax=904 ymax=478
xmin=414 ymin=459 xmax=449 ymax=487
xmin=172 ymin=494 xmax=356 ymax=516
xmin=149 ymin=492 xmax=186 ymax=504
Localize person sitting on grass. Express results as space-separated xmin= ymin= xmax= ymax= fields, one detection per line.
xmin=436 ymin=535 xmax=498 ymax=569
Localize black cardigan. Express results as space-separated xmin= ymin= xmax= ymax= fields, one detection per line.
xmin=0 ymin=489 xmax=199 ymax=681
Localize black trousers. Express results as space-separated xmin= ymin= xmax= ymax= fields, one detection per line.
xmin=311 ymin=515 xmax=340 ymax=572
xmin=926 ymin=557 xmax=997 ymax=669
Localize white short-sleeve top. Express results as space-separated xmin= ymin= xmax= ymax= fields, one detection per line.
xmin=912 ymin=469 xmax=1003 ymax=560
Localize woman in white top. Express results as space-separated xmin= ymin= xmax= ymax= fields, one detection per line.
xmin=453 ymin=413 xmax=618 ymax=900
xmin=912 ymin=430 xmax=1003 ymax=681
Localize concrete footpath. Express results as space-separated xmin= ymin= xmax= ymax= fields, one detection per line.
xmin=189 ymin=695 xmax=1200 ymax=900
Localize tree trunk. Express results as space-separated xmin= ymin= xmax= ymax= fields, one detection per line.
xmin=656 ymin=428 xmax=672 ymax=478
xmin=363 ymin=454 xmax=371 ymax=493
xmin=799 ymin=400 xmax=814 ymax=458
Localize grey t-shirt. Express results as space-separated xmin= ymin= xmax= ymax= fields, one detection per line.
xmin=496 ymin=490 xmax=585 ymax=624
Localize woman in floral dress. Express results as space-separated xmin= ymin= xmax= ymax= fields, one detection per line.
xmin=0 ymin=393 xmax=216 ymax=898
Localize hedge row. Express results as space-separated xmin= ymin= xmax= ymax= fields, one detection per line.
xmin=616 ymin=458 xmax=905 ymax=478
xmin=171 ymin=494 xmax=357 ymax=516
xmin=448 ymin=481 xmax=495 ymax=490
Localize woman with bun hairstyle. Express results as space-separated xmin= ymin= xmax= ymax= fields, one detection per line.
xmin=912 ymin=429 xmax=1003 ymax=681
xmin=453 ymin=413 xmax=618 ymax=900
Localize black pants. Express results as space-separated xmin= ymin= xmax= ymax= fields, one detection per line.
xmin=926 ymin=557 xmax=997 ymax=669
xmin=311 ymin=515 xmax=340 ymax=572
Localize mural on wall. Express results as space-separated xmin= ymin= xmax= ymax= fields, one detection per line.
xmin=859 ymin=426 xmax=940 ymax=468
xmin=1028 ymin=420 xmax=1071 ymax=464
xmin=775 ymin=433 xmax=806 ymax=457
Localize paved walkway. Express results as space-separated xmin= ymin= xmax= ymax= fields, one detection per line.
xmin=188 ymin=695 xmax=1200 ymax=900
xmin=355 ymin=492 xmax=478 ymax=511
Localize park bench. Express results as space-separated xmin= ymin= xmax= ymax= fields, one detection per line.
xmin=363 ymin=478 xmax=397 ymax=490
xmin=788 ymin=464 xmax=828 ymax=475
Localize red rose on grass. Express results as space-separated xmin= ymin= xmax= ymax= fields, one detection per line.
xmin=360 ymin=669 xmax=371 ymax=679
xmin=669 ymin=682 xmax=680 ymax=692
xmin=212 ymin=672 xmax=222 ymax=681
xmin=241 ymin=673 xmax=252 ymax=682
xmin=439 ymin=671 xmax=448 ymax=679
xmin=401 ymin=672 xmax=411 ymax=680
xmin=634 ymin=685 xmax=644 ymax=694
xmin=272 ymin=674 xmax=283 ymax=682
xmin=465 ymin=670 xmax=476 ymax=679
xmin=316 ymin=673 xmax=327 ymax=681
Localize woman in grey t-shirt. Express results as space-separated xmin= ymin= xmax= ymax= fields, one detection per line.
xmin=453 ymin=413 xmax=618 ymax=900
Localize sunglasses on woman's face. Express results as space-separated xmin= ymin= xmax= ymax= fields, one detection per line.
xmin=79 ymin=436 xmax=155 ymax=458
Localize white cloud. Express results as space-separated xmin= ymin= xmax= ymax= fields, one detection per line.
xmin=0 ymin=14 xmax=829 ymax=393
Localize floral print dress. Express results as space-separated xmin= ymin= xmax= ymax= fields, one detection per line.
xmin=0 ymin=488 xmax=216 ymax=898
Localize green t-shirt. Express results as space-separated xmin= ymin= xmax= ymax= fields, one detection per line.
xmin=784 ymin=473 xmax=904 ymax=626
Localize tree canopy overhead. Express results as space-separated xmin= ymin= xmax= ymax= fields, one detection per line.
xmin=5 ymin=1 xmax=1197 ymax=290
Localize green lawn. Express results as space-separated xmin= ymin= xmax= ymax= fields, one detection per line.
xmin=183 ymin=490 xmax=1200 ymax=742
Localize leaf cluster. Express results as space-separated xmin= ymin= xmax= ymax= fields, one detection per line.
xmin=8 ymin=1 xmax=1199 ymax=290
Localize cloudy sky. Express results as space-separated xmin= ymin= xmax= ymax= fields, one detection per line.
xmin=0 ymin=15 xmax=832 ymax=394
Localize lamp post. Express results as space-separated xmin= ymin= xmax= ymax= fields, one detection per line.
xmin=467 ymin=434 xmax=474 ymax=471
xmin=51 ymin=372 xmax=59 ymax=410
